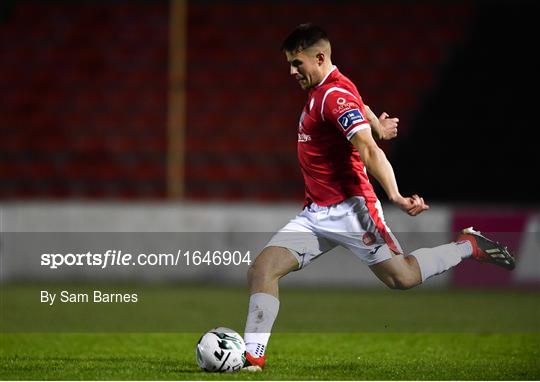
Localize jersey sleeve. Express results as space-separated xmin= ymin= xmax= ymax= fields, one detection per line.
xmin=321 ymin=88 xmax=370 ymax=140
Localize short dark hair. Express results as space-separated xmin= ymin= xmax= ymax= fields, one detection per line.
xmin=281 ymin=23 xmax=329 ymax=52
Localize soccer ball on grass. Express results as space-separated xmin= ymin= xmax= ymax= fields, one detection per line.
xmin=196 ymin=327 xmax=246 ymax=372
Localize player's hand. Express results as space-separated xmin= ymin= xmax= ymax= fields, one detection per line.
xmin=378 ymin=112 xmax=398 ymax=140
xmin=392 ymin=194 xmax=429 ymax=216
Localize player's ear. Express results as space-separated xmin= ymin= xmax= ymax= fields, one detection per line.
xmin=316 ymin=52 xmax=325 ymax=65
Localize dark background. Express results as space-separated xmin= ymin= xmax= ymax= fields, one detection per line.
xmin=393 ymin=0 xmax=539 ymax=204
xmin=1 ymin=0 xmax=538 ymax=204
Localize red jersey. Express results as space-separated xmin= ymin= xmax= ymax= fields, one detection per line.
xmin=297 ymin=66 xmax=377 ymax=206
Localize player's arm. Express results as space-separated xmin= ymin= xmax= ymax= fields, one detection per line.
xmin=350 ymin=129 xmax=429 ymax=216
xmin=364 ymin=104 xmax=398 ymax=141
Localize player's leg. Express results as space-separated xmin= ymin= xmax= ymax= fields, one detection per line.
xmin=369 ymin=252 xmax=422 ymax=290
xmin=243 ymin=213 xmax=337 ymax=371
xmin=247 ymin=245 xmax=299 ymax=297
xmin=330 ymin=196 xmax=473 ymax=288
xmin=369 ymin=226 xmax=516 ymax=289
xmin=369 ymin=242 xmax=470 ymax=289
xmin=243 ymin=246 xmax=298 ymax=370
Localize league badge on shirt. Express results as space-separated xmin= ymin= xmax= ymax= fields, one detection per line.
xmin=337 ymin=109 xmax=364 ymax=130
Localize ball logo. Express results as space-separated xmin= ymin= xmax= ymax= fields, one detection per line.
xmin=362 ymin=232 xmax=376 ymax=246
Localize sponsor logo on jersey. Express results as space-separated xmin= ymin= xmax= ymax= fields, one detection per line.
xmin=298 ymin=132 xmax=311 ymax=142
xmin=298 ymin=121 xmax=311 ymax=142
xmin=332 ymin=101 xmax=357 ymax=114
xmin=337 ymin=109 xmax=364 ymax=130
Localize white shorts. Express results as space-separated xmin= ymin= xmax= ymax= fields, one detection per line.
xmin=265 ymin=196 xmax=402 ymax=269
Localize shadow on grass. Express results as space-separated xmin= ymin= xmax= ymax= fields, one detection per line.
xmin=1 ymin=355 xmax=202 ymax=374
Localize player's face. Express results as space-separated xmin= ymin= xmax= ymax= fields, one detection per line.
xmin=285 ymin=49 xmax=323 ymax=90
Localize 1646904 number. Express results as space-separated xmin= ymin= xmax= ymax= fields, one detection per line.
xmin=183 ymin=251 xmax=251 ymax=266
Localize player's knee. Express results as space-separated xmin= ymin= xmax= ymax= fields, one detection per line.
xmin=247 ymin=247 xmax=297 ymax=284
xmin=386 ymin=274 xmax=417 ymax=290
xmin=247 ymin=259 xmax=267 ymax=284
xmin=247 ymin=252 xmax=279 ymax=284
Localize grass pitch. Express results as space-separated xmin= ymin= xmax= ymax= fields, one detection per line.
xmin=1 ymin=332 xmax=538 ymax=380
xmin=1 ymin=285 xmax=539 ymax=380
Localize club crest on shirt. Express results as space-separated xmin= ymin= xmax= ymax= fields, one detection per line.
xmin=362 ymin=232 xmax=377 ymax=246
xmin=337 ymin=109 xmax=364 ymax=130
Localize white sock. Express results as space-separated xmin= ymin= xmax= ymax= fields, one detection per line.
xmin=409 ymin=243 xmax=463 ymax=282
xmin=455 ymin=240 xmax=473 ymax=259
xmin=244 ymin=292 xmax=279 ymax=357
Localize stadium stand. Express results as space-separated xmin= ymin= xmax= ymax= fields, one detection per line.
xmin=0 ymin=2 xmax=168 ymax=198
xmin=0 ymin=1 xmax=472 ymax=201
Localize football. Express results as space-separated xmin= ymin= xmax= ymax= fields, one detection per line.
xmin=195 ymin=327 xmax=246 ymax=372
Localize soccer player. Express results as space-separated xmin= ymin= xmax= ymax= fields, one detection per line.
xmin=242 ymin=24 xmax=515 ymax=371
